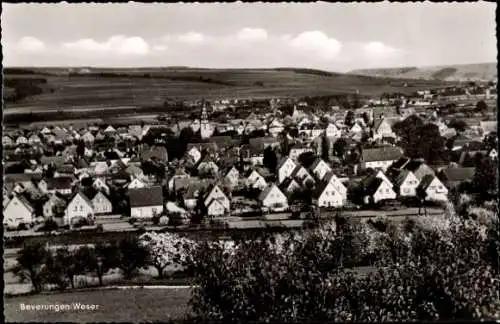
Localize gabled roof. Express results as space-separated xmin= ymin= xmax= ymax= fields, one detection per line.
xmin=67 ymin=190 xmax=93 ymax=208
xmin=258 ymin=184 xmax=283 ymax=201
xmin=363 ymin=177 xmax=385 ymax=196
xmin=361 ymin=147 xmax=403 ymax=163
xmin=8 ymin=194 xmax=35 ymax=213
xmin=5 ymin=173 xmax=43 ymax=183
xmin=129 ymin=186 xmax=163 ymax=207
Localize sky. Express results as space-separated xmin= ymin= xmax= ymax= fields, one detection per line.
xmin=2 ymin=2 xmax=497 ymax=72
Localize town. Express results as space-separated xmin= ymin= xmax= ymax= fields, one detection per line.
xmin=3 ymin=80 xmax=497 ymax=237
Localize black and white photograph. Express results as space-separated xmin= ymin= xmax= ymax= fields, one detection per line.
xmin=2 ymin=2 xmax=499 ymax=322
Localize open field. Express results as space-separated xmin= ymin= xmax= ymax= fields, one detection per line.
xmin=4 ymin=287 xmax=192 ymax=322
xmin=349 ymin=62 xmax=497 ymax=81
xmin=4 ymin=67 xmax=454 ymax=115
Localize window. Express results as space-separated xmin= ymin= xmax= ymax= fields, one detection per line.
xmin=385 ymin=189 xmax=390 ymax=193
xmin=74 ymin=205 xmax=78 ymax=212
xmin=403 ymin=188 xmax=409 ymax=193
xmin=152 ymin=208 xmax=157 ymax=214
xmin=80 ymin=205 xmax=84 ymax=211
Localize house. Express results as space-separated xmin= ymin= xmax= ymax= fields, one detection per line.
xmin=480 ymin=121 xmax=497 ymax=137
xmin=81 ymin=132 xmax=95 ymax=144
xmin=43 ymin=193 xmax=66 ymax=219
xmin=64 ymin=191 xmax=94 ymax=226
xmin=418 ymin=175 xmax=448 ymax=202
xmin=167 ymin=168 xmax=190 ymax=193
xmin=291 ymin=165 xmax=315 ymax=187
xmin=181 ymin=179 xmax=213 ymax=210
xmin=393 ymin=170 xmax=420 ymax=197
xmin=258 ymin=184 xmax=288 ymax=211
xmin=277 ymin=157 xmax=298 ymax=183
xmin=91 ymin=161 xmax=110 ymax=175
xmin=349 ymin=123 xmax=364 ymax=136
xmin=38 ymin=177 xmax=74 ymax=195
xmin=325 ymin=123 xmax=342 ymax=139
xmin=373 ymin=170 xmax=392 ymax=186
xmin=402 ymin=160 xmax=436 ymax=181
xmin=361 ymin=176 xmax=397 ymax=204
xmin=3 ymin=194 xmax=35 ymax=229
xmin=28 ymin=134 xmax=42 ymax=145
xmin=92 ymin=178 xmax=110 ymax=195
xmin=268 ymin=119 xmax=285 ymax=137
xmin=127 ymin=178 xmax=147 ymax=189
xmin=3 ymin=136 xmax=14 ymax=147
xmin=372 ymin=118 xmax=396 ymax=140
xmin=186 ymin=146 xmax=202 ymax=165
xmin=224 ymin=166 xmax=240 ymax=187
xmin=289 ymin=145 xmax=313 ymax=161
xmin=310 ymin=158 xmax=332 ymax=181
xmin=40 ymin=127 xmax=52 ymax=135
xmin=207 ymin=199 xmax=226 ymax=217
xmin=249 ymin=137 xmax=280 ymax=151
xmin=103 ymin=125 xmax=116 ymax=134
xmin=247 ymin=170 xmax=268 ymax=190
xmin=125 ymin=165 xmax=145 ymax=180
xmin=360 ymin=147 xmax=403 ymax=171
xmin=16 ymin=136 xmax=28 ymax=146
xmin=129 ymin=186 xmax=164 ymax=219
xmin=92 ymin=191 xmax=113 ymax=215
xmin=315 ymin=180 xmax=345 ymax=208
xmin=489 ymin=149 xmax=498 ymax=160
xmin=280 ymin=178 xmax=302 ymax=196
xmin=204 ymin=184 xmax=230 ymax=211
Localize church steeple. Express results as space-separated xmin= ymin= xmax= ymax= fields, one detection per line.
xmin=200 ymin=100 xmax=213 ymax=139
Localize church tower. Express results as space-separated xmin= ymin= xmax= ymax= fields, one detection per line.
xmin=200 ymin=101 xmax=213 ymax=139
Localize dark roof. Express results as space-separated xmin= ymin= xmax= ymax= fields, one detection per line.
xmin=249 ymin=137 xmax=279 ymax=151
xmin=442 ymin=167 xmax=476 ymax=183
xmin=46 ymin=177 xmax=74 ymax=190
xmin=361 ymin=147 xmax=403 ymax=163
xmin=363 ymin=177 xmax=384 ymax=196
xmin=418 ymin=174 xmax=435 ymax=190
xmin=5 ymin=173 xmax=43 ymax=183
xmin=129 ymin=186 xmax=164 ymax=207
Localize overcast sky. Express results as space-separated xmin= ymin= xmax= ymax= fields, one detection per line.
xmin=2 ymin=2 xmax=497 ymax=72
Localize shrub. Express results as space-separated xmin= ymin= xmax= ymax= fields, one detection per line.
xmin=128 ymin=217 xmax=137 ymax=225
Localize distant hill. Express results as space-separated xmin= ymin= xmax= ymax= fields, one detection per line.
xmin=3 ymin=66 xmax=456 ymax=116
xmin=349 ymin=63 xmax=497 ymax=82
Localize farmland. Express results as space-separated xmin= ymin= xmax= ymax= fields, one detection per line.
xmin=4 ymin=67 xmax=454 ymax=119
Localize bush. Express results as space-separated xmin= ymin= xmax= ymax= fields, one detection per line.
xmin=128 ymin=217 xmax=137 ymax=225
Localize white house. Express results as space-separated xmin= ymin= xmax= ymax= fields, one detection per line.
xmin=394 ymin=170 xmax=420 ymax=197
xmin=16 ymin=136 xmax=28 ymax=146
xmin=3 ymin=194 xmax=35 ymax=229
xmin=310 ymin=158 xmax=332 ymax=181
xmin=277 ymin=157 xmax=298 ymax=184
xmin=92 ymin=191 xmax=113 ymax=215
xmin=315 ymin=181 xmax=345 ymax=208
xmin=419 ymin=175 xmax=448 ymax=202
xmin=247 ymin=170 xmax=267 ymax=190
xmin=197 ymin=158 xmax=219 ymax=176
xmin=268 ymin=119 xmax=285 ymax=137
xmin=363 ymin=177 xmax=397 ymax=204
xmin=204 ymin=185 xmax=230 ymax=211
xmin=129 ymin=186 xmax=164 ymax=219
xmin=291 ymin=166 xmax=315 ymax=187
xmin=64 ymin=191 xmax=94 ymax=226
xmin=360 ymin=147 xmax=403 ymax=171
xmin=289 ymin=146 xmax=313 ymax=161
xmin=207 ymin=199 xmax=226 ymax=217
xmin=372 ymin=118 xmax=396 ymax=140
xmin=81 ymin=132 xmax=95 ymax=144
xmin=224 ymin=167 xmax=240 ymax=188
xmin=258 ymin=184 xmax=288 ymax=212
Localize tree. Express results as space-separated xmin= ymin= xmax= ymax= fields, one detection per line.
xmin=344 ymin=110 xmax=355 ymax=128
xmin=362 ymin=112 xmax=371 ymax=126
xmin=139 ymin=232 xmax=197 ymax=278
xmin=476 ymin=100 xmax=488 ymax=113
xmin=333 ymin=138 xmax=348 ymax=159
xmin=297 ymin=151 xmax=316 ymax=168
xmin=42 ymin=218 xmax=59 ymax=233
xmin=416 ymin=186 xmax=428 ymax=216
xmin=473 ymin=157 xmax=498 ymax=202
xmin=448 ymin=119 xmax=468 ymax=133
xmin=321 ymin=135 xmax=330 ymax=162
xmin=75 ymin=244 xmax=118 ymax=286
xmin=13 ymin=243 xmax=50 ymax=293
xmin=116 ymin=237 xmax=150 ymax=280
xmin=263 ymin=147 xmax=278 ymax=173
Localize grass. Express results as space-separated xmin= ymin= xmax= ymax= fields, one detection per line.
xmin=4 ymin=287 xmax=192 ymax=323
xmin=4 ymin=67 xmax=452 ymax=114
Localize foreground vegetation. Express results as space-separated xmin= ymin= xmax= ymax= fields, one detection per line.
xmin=189 ymin=208 xmax=500 ymax=322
